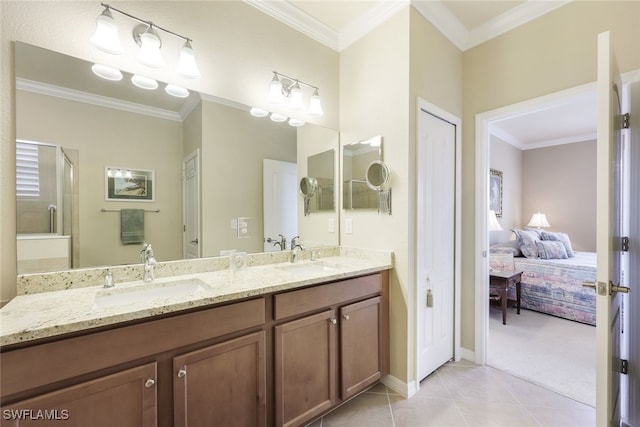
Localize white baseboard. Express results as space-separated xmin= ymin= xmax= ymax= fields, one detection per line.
xmin=381 ymin=375 xmax=418 ymax=398
xmin=460 ymin=347 xmax=476 ymax=364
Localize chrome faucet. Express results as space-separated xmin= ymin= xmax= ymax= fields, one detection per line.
xmin=290 ymin=236 xmax=304 ymax=263
xmin=266 ymin=234 xmax=287 ymax=251
xmin=140 ymin=243 xmax=157 ymax=283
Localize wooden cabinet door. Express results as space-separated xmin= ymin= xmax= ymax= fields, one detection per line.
xmin=173 ymin=331 xmax=266 ymax=427
xmin=340 ymin=296 xmax=382 ymax=400
xmin=0 ymin=363 xmax=157 ymax=427
xmin=274 ymin=309 xmax=337 ymax=427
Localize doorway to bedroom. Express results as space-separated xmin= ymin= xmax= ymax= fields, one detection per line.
xmin=476 ymin=83 xmax=599 ymax=407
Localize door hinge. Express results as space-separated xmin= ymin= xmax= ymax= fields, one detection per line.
xmin=622 ymin=236 xmax=630 ymax=252
xmin=622 ymin=113 xmax=630 ymax=129
xmin=621 ymin=359 xmax=629 ymax=375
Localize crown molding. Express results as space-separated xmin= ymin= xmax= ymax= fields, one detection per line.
xmin=243 ymin=0 xmax=340 ymax=50
xmin=339 ymin=1 xmax=409 ymax=51
xmin=411 ymin=0 xmax=468 ymax=51
xmin=16 ymin=78 xmax=183 ymax=122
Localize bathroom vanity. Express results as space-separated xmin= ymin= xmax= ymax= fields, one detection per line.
xmin=0 ymin=250 xmax=391 ymax=427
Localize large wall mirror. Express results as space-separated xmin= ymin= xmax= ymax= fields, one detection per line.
xmin=342 ymin=136 xmax=382 ymax=210
xmin=306 ymin=149 xmax=335 ymax=212
xmin=14 ymin=42 xmax=339 ymax=274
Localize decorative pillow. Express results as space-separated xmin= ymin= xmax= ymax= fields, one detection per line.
xmin=489 ymin=240 xmax=522 ymax=257
xmin=511 ymin=229 xmax=541 ymax=258
xmin=536 ymin=240 xmax=568 ymax=259
xmin=541 ymin=231 xmax=575 ymax=258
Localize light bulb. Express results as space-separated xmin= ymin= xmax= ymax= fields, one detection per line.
xmin=177 ymin=40 xmax=201 ymax=79
xmin=307 ymin=89 xmax=324 ymax=117
xmin=268 ymin=74 xmax=283 ymax=104
xmin=136 ymin=26 xmax=164 ymax=68
xmin=89 ymin=8 xmax=123 ymax=55
xmin=288 ymin=81 xmax=304 ymax=110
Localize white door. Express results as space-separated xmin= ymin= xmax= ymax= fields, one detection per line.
xmin=183 ymin=150 xmax=200 ymax=259
xmin=417 ymin=107 xmax=456 ymax=380
xmin=263 ymin=159 xmax=297 ymax=252
xmin=594 ymin=31 xmax=630 ymax=427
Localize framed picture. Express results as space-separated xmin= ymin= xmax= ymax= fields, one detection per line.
xmin=489 ymin=168 xmax=503 ymax=217
xmin=105 ymin=167 xmax=155 ymax=202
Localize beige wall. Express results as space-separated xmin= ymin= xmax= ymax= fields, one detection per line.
xmin=16 ymin=89 xmax=184 ymax=268
xmin=200 ymin=100 xmax=297 ymax=256
xmin=522 ymin=140 xmax=597 ymax=252
xmin=1 ymin=1 xmax=339 ymax=302
xmin=489 ymin=136 xmax=522 ymax=244
xmin=461 ymin=0 xmax=640 ymax=351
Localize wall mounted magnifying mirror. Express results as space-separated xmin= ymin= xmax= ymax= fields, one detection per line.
xmin=299 ymin=176 xmax=318 ymax=216
xmin=342 ymin=136 xmax=382 ymax=210
xmin=365 ymin=160 xmax=392 ymax=215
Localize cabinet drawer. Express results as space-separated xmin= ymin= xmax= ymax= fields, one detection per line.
xmin=1 ymin=298 xmax=265 ymax=400
xmin=274 ymin=274 xmax=381 ymax=320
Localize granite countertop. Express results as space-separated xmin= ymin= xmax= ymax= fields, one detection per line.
xmin=0 ymin=249 xmax=393 ymax=347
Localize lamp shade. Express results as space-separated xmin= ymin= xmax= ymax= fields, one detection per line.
xmin=307 ymin=89 xmax=324 ymax=117
xmin=177 ymin=41 xmax=201 ymax=79
xmin=136 ymin=26 xmax=165 ymax=68
xmin=527 ymin=211 xmax=550 ymax=228
xmin=268 ymin=74 xmax=284 ymax=104
xmin=488 ymin=210 xmax=503 ymax=231
xmin=288 ymin=81 xmax=304 ymax=110
xmin=90 ymin=8 xmax=123 ymax=54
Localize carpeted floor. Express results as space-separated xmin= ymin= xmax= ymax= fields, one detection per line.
xmin=487 ymin=306 xmax=596 ymax=407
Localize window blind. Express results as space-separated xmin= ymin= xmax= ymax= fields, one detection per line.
xmin=16 ymin=142 xmax=40 ymax=198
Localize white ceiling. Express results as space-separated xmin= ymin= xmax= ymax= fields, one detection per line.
xmin=248 ymin=0 xmax=595 ymax=150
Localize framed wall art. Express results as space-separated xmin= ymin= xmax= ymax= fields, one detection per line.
xmin=489 ymin=168 xmax=503 ymax=217
xmin=105 ymin=167 xmax=155 ymax=202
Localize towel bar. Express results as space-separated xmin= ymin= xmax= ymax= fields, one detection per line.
xmin=101 ymin=208 xmax=160 ymax=213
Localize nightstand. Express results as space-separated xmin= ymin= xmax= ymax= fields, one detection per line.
xmin=489 ymin=270 xmax=522 ymax=325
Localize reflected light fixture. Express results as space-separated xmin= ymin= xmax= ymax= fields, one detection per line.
xmin=90 ymin=3 xmax=200 ymax=79
xmin=270 ymin=113 xmax=287 ymax=123
xmin=288 ymin=118 xmax=305 ymax=127
xmin=131 ymin=74 xmax=158 ymax=90
xmin=267 ymin=71 xmax=323 ymax=117
xmin=91 ymin=63 xmax=123 ymax=81
xmin=250 ymin=107 xmax=269 ymax=117
xmin=527 ymin=211 xmax=551 ymax=228
xmin=90 ymin=6 xmax=123 ymax=55
xmin=165 ymin=84 xmax=189 ymax=98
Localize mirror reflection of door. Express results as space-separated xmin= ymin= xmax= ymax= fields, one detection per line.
xmin=263 ymin=159 xmax=297 ymax=252
xmin=183 ymin=150 xmax=200 ymax=259
xmin=307 ymin=149 xmax=335 ymax=212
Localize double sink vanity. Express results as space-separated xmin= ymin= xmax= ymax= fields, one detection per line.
xmin=0 ymin=247 xmax=392 ymax=427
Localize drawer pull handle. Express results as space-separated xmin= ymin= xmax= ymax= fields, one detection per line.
xmin=177 ymin=368 xmax=187 ymax=378
xmin=144 ymin=378 xmax=155 ymax=388
xmin=343 ymin=314 xmax=350 ymax=320
xmin=329 ymin=318 xmax=337 ymax=325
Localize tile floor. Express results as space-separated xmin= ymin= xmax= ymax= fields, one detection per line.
xmin=307 ymin=360 xmax=595 ymax=427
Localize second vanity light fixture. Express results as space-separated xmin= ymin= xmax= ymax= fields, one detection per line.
xmin=89 ymin=3 xmax=201 ymax=96
xmin=250 ymin=71 xmax=324 ymax=127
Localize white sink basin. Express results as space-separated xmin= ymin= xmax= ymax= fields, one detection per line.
xmin=93 ymin=278 xmax=210 ymax=309
xmin=276 ymin=261 xmax=340 ymax=275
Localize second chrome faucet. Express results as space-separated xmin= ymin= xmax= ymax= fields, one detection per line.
xmin=290 ymin=236 xmax=304 ymax=263
xmin=140 ymin=243 xmax=157 ymax=282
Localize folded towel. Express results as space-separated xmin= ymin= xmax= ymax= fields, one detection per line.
xmin=121 ymin=209 xmax=144 ymax=244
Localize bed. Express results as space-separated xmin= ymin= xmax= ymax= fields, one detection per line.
xmin=491 ymin=233 xmax=597 ymax=326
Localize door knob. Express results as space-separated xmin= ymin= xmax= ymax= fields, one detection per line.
xmin=144 ymin=378 xmax=155 ymax=388
xmin=343 ymin=314 xmax=350 ymax=320
xmin=583 ymin=281 xmax=630 ymax=296
xmin=190 ymin=238 xmax=199 ymax=244
xmin=329 ymin=318 xmax=337 ymax=325
xmin=177 ymin=368 xmax=187 ymax=378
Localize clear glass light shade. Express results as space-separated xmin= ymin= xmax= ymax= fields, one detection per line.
xmin=176 ymin=41 xmax=201 ymax=79
xmin=268 ymin=75 xmax=284 ymax=104
xmin=90 ymin=9 xmax=123 ymax=55
xmin=91 ymin=64 xmax=123 ymax=81
xmin=131 ymin=75 xmax=158 ymax=90
xmin=269 ymin=113 xmax=287 ymax=123
xmin=136 ymin=28 xmax=165 ymax=68
xmin=288 ymin=118 xmax=305 ymax=127
xmin=250 ymin=107 xmax=269 ymax=117
xmin=288 ymin=82 xmax=304 ymax=110
xmin=114 ymin=169 xmax=123 ymax=178
xmin=307 ymin=89 xmax=324 ymax=117
xmin=527 ymin=211 xmax=551 ymax=228
xmin=165 ymin=84 xmax=189 ymax=98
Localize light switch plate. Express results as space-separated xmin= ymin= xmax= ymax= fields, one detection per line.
xmin=328 ymin=218 xmax=335 ymax=233
xmin=345 ymin=218 xmax=353 ymax=234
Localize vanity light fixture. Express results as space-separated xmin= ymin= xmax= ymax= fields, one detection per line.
xmin=288 ymin=118 xmax=305 ymax=127
xmin=165 ymin=84 xmax=189 ymax=98
xmin=269 ymin=113 xmax=288 ymax=123
xmin=90 ymin=3 xmax=200 ymax=79
xmin=249 ymin=107 xmax=269 ymax=117
xmin=267 ymin=71 xmax=324 ymax=117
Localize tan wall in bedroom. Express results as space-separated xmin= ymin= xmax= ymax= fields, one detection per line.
xmin=489 ymin=136 xmax=522 ymax=245
xmin=461 ymin=0 xmax=640 ymax=352
xmin=522 ymin=141 xmax=597 ymax=252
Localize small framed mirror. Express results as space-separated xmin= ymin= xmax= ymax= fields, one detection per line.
xmin=343 ymin=136 xmax=382 ymax=210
